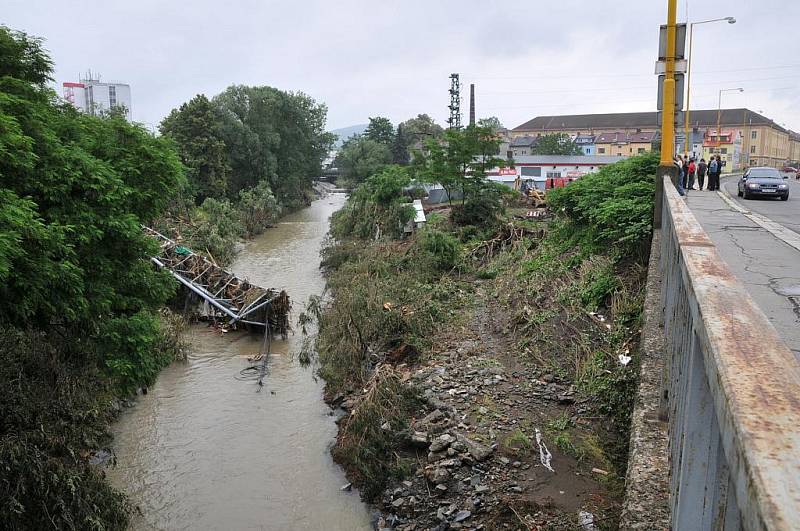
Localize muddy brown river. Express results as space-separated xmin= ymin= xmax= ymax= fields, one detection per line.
xmin=108 ymin=193 xmax=373 ymax=530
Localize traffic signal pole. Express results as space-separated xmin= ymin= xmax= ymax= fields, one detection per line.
xmin=654 ymin=0 xmax=679 ymax=229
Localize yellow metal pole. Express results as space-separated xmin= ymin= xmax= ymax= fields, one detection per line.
xmin=655 ymin=0 xmax=678 ymax=229
xmin=684 ymin=23 xmax=693 ymax=159
xmin=660 ymin=0 xmax=677 ymax=165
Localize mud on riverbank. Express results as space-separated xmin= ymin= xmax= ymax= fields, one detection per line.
xmin=317 ymin=216 xmax=645 ymax=531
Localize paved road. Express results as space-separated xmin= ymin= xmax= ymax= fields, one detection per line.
xmin=720 ymin=174 xmax=800 ymax=235
xmin=685 ymin=178 xmax=800 ymax=362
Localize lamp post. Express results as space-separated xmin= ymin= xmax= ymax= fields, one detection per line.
xmin=715 ymin=88 xmax=743 ymax=170
xmin=684 ymin=16 xmax=736 ymax=159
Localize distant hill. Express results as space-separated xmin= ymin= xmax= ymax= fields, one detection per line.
xmin=330 ymin=123 xmax=368 ymax=148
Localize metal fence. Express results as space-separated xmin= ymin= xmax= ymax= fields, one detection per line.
xmin=660 ymin=177 xmax=800 ymax=530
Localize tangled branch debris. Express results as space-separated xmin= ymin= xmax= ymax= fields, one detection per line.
xmin=465 ymin=223 xmax=545 ymax=266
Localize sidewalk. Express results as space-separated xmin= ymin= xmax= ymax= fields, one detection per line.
xmin=684 ymin=189 xmax=800 ymax=362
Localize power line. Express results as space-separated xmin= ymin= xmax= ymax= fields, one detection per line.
xmin=462 ymin=63 xmax=800 ymax=82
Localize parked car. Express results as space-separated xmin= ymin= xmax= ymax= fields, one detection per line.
xmin=781 ymin=166 xmax=797 ymax=173
xmin=737 ymin=167 xmax=789 ymax=200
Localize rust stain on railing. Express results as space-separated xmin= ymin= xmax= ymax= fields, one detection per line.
xmin=662 ymin=176 xmax=800 ymax=530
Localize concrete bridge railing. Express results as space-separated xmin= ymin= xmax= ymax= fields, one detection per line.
xmin=659 ymin=176 xmax=800 ymax=529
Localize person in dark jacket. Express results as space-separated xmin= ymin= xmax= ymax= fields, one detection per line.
xmin=708 ymin=156 xmax=719 ymax=191
xmin=697 ymin=158 xmax=708 ymax=190
xmin=674 ymin=156 xmax=686 ymax=196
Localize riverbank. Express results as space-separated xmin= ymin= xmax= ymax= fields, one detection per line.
xmin=310 ymin=155 xmax=657 ymax=530
xmin=317 ymin=224 xmax=643 ymax=529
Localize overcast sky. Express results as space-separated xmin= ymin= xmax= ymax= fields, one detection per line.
xmin=5 ymin=1 xmax=800 ymax=133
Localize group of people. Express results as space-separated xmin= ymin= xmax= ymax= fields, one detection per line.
xmin=673 ymin=154 xmax=724 ymax=196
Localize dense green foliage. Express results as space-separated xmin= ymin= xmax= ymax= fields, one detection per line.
xmin=364 ymin=116 xmax=395 ymax=145
xmin=335 ymin=135 xmax=393 ymax=188
xmin=160 ymin=94 xmax=231 ymax=202
xmin=414 ymin=124 xmax=506 ymax=226
xmin=0 ymin=26 xmax=189 ymax=529
xmin=330 ymin=165 xmax=414 ymax=241
xmin=532 ymin=132 xmax=583 ymax=155
xmin=160 ymin=85 xmax=333 ymax=219
xmin=547 ymin=152 xmax=659 ymax=257
xmin=391 ymin=124 xmax=410 ymax=165
xmin=400 ymin=113 xmax=444 ymax=146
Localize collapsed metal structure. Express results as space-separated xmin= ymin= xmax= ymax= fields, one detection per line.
xmin=144 ymin=227 xmax=290 ymax=338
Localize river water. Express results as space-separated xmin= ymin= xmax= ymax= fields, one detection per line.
xmin=108 ymin=193 xmax=373 ymax=531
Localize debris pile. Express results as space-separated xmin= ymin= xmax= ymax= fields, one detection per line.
xmin=144 ymin=226 xmax=290 ymax=336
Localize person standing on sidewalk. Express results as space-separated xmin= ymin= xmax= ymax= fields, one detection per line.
xmin=676 ymin=155 xmax=686 ymax=190
xmin=674 ymin=156 xmax=686 ymax=196
xmin=697 ymin=158 xmax=708 ymax=190
xmin=708 ymin=156 xmax=719 ymax=191
xmin=687 ymin=158 xmax=697 ymax=190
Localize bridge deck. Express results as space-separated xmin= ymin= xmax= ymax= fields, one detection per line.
xmin=685 ymin=179 xmax=800 ymax=361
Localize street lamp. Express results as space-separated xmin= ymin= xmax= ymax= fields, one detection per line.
xmin=716 ymin=87 xmax=743 ymax=160
xmin=684 ymin=16 xmax=736 ymax=158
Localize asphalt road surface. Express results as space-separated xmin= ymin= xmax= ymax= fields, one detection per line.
xmin=720 ymin=174 xmax=800 ymax=235
xmin=686 ymin=178 xmax=800 ymax=362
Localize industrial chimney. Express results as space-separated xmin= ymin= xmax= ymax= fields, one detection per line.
xmin=469 ymin=84 xmax=475 ymax=126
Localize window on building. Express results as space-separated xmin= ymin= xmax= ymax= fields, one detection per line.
xmin=638 ymin=148 xmax=646 ymax=154
xmin=750 ymin=145 xmax=756 ymax=154
xmin=720 ymin=148 xmax=727 ymax=154
xmin=598 ymin=147 xmax=605 ymax=154
xmin=521 ymin=166 xmax=541 ymax=177
xmin=617 ymin=153 xmax=622 ymax=156
xmin=108 ymin=85 xmax=116 ymax=107
xmin=751 ymin=130 xmax=757 ymax=139
xmin=546 ymin=171 xmax=561 ymax=179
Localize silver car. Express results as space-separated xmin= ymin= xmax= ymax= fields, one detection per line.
xmin=737 ymin=167 xmax=789 ymax=201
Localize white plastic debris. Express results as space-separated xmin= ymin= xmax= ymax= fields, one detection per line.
xmin=579 ymin=511 xmax=598 ymax=530
xmin=534 ymin=428 xmax=554 ymax=472
xmin=618 ymin=354 xmax=632 ymax=366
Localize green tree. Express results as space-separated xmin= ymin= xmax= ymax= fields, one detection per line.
xmin=391 ymin=124 xmax=410 ymax=165
xmin=0 ymin=25 xmax=186 ymax=529
xmin=533 ymin=132 xmax=583 ymax=155
xmin=365 ymin=116 xmax=395 ymax=145
xmin=416 ymin=125 xmax=505 ymax=206
xmin=160 ymin=94 xmax=231 ymax=202
xmin=401 ymin=113 xmax=444 ymax=148
xmin=335 ymin=135 xmax=392 ymax=187
xmin=477 ymin=116 xmax=504 ymax=132
xmin=211 ymin=85 xmax=334 ymax=204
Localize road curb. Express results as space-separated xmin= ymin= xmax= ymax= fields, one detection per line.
xmin=717 ymin=190 xmax=800 ymax=253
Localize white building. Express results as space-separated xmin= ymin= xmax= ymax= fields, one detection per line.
xmin=487 ymin=155 xmax=627 ymax=190
xmin=62 ymin=75 xmax=132 ymax=120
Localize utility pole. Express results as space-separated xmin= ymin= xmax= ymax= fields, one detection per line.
xmin=654 ymin=0 xmax=679 ymax=229
xmin=448 ymin=73 xmax=461 ymax=130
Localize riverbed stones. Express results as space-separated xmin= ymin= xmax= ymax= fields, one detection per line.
xmin=429 ymin=433 xmax=455 ymax=453
xmin=425 ymin=467 xmax=450 ymax=485
xmin=456 ymin=433 xmax=493 ymax=462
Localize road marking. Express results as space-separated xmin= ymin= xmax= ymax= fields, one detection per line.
xmin=717 ymin=190 xmax=800 ymax=253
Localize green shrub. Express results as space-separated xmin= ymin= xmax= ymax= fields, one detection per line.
xmin=418 ymin=229 xmax=460 ymax=271
xmin=547 ymin=152 xmax=658 ymax=259
xmin=238 ymin=180 xmax=281 ymax=237
xmin=331 ymin=166 xmax=415 ymax=241
xmin=451 ymin=184 xmax=505 ymax=228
